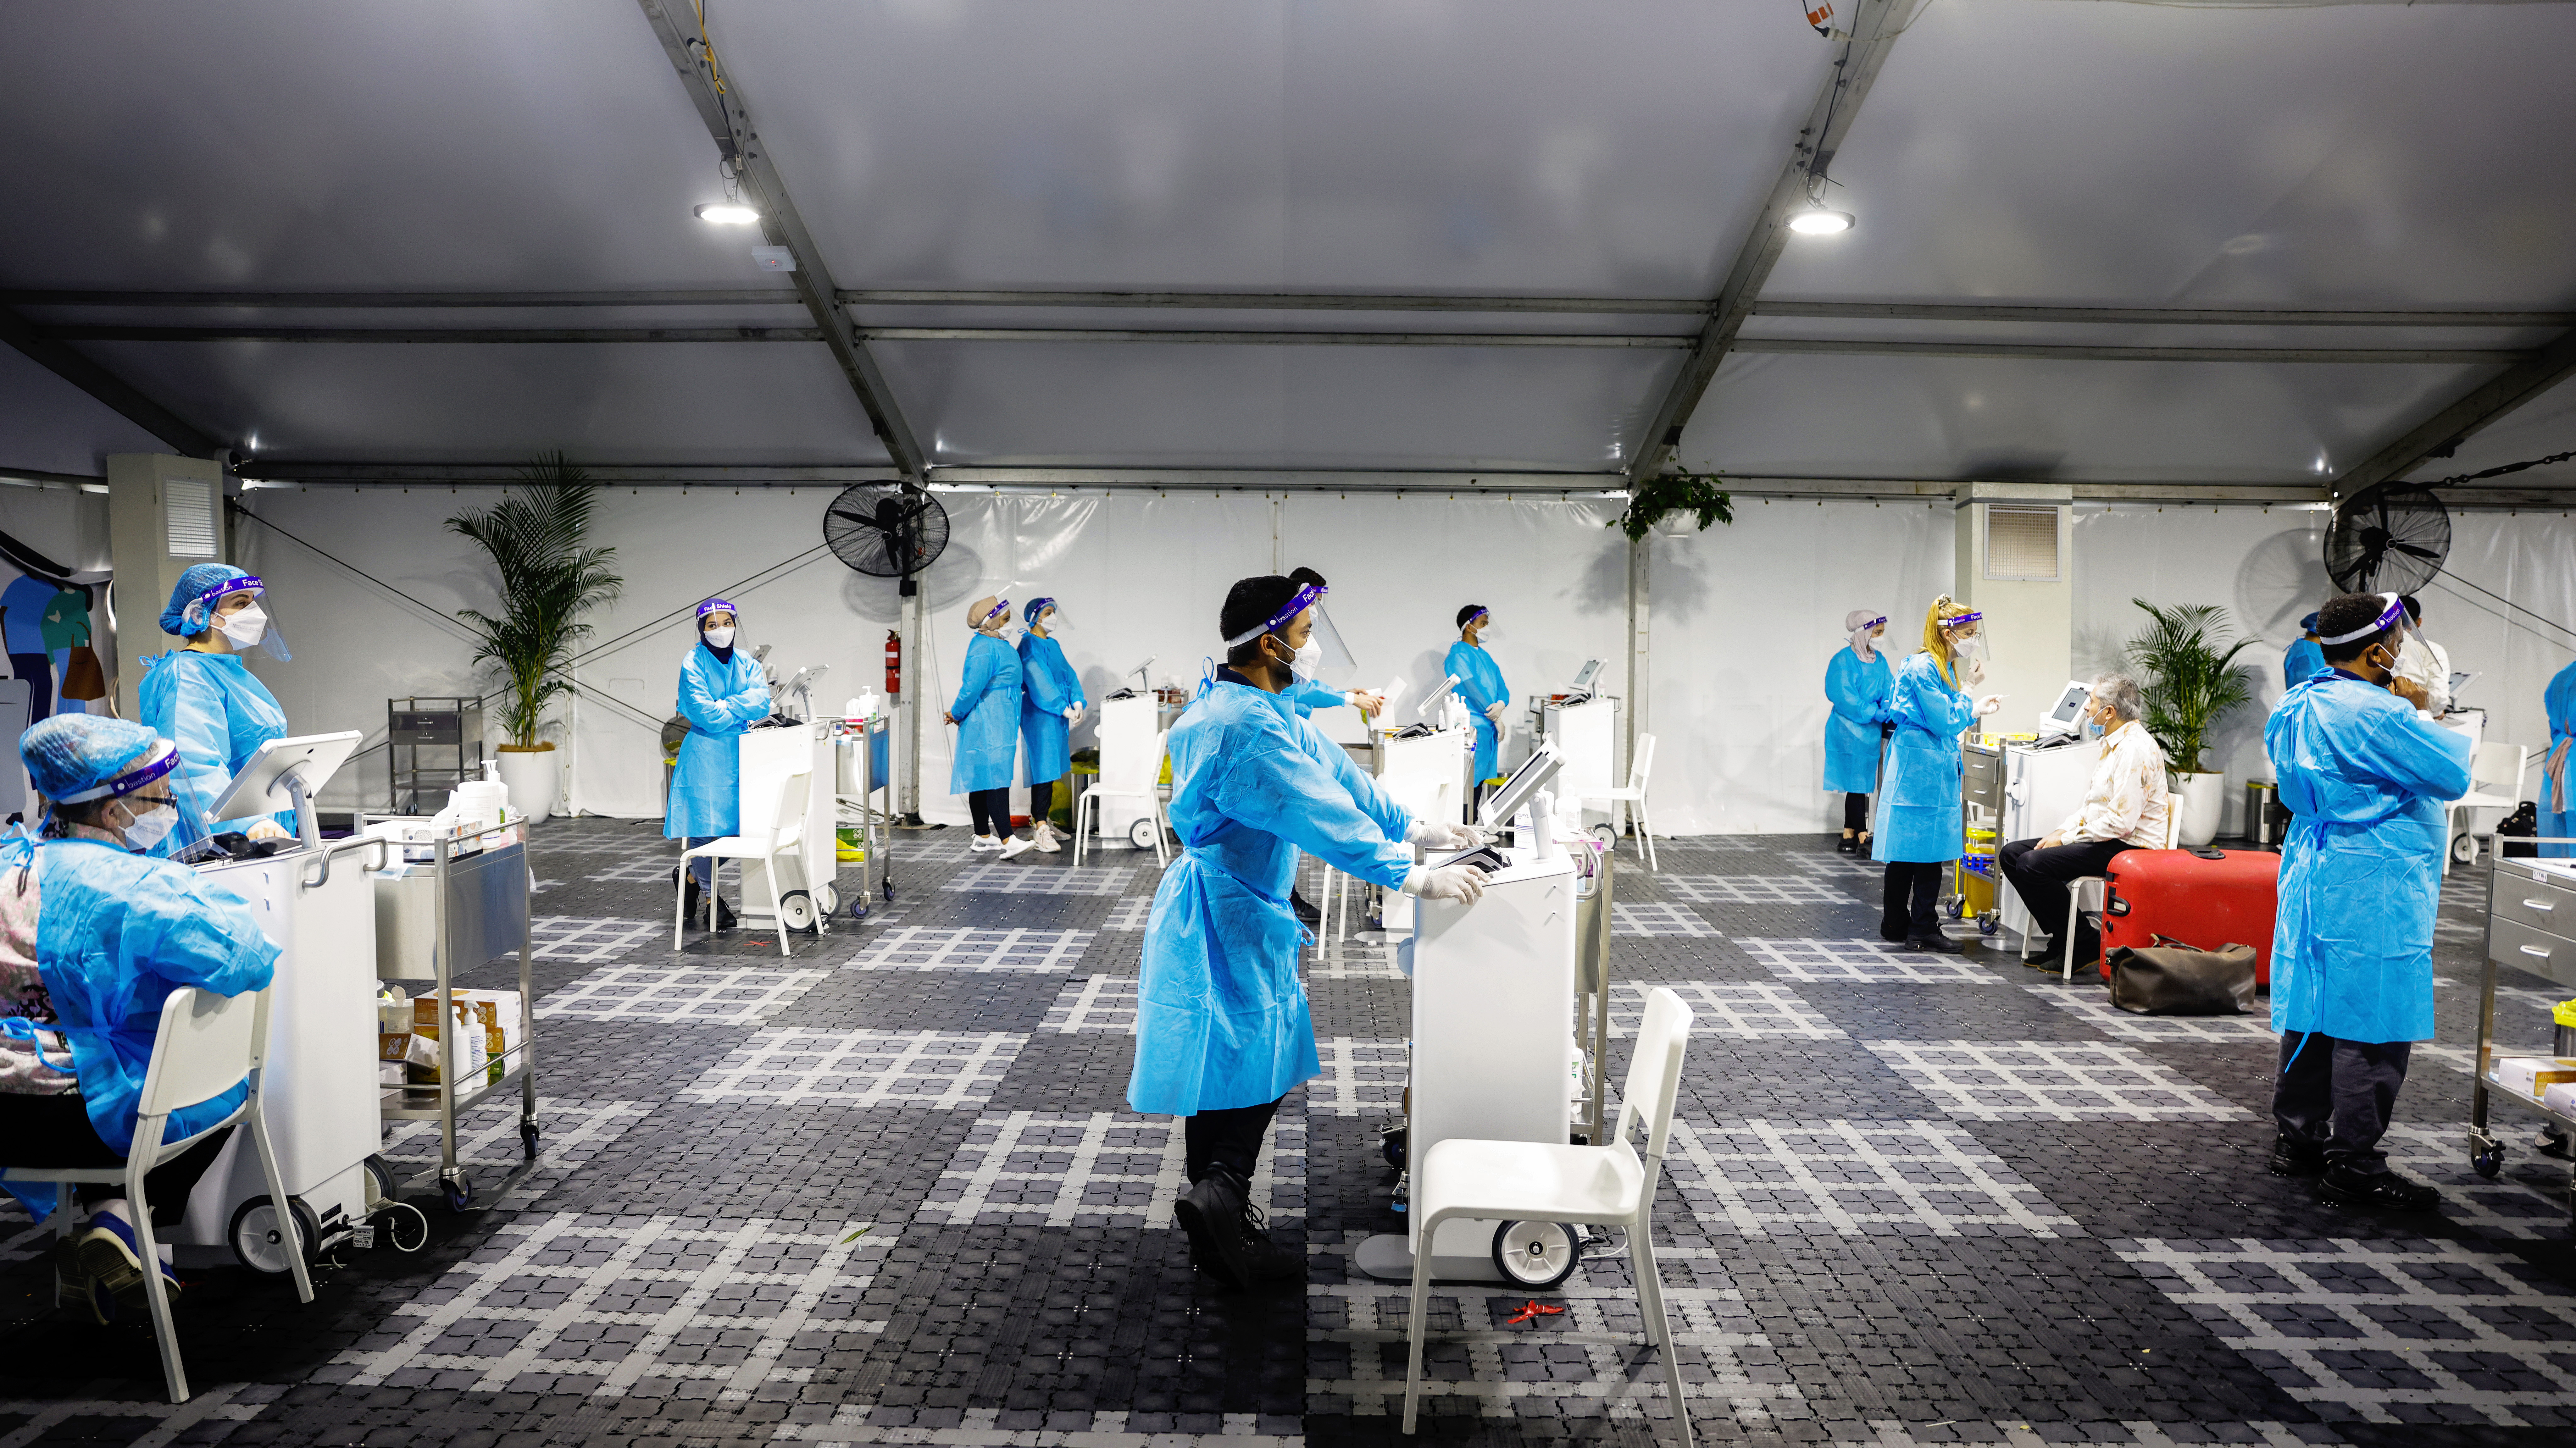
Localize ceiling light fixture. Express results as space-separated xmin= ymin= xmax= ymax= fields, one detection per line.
xmin=1786 ymin=207 xmax=1855 ymax=236
xmin=694 ymin=202 xmax=760 ymax=224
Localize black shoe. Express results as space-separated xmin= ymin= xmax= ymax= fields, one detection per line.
xmin=1174 ymin=1168 xmax=1254 ymax=1290
xmin=2318 ymin=1164 xmax=2440 ymax=1210
xmin=1903 ymin=934 xmax=1962 ymax=954
xmin=711 ymin=895 xmax=738 ymax=930
xmin=679 ymin=871 xmax=706 ymax=928
xmin=2539 ymin=1126 xmax=2573 ymax=1161
xmin=2267 ymin=1134 xmax=2327 ymax=1177
xmin=1234 ymin=1201 xmax=1304 ymax=1284
xmin=2022 ymin=948 xmax=2069 ymax=972
xmin=1880 ymin=920 xmax=1910 ymax=945
xmin=1836 ymin=834 xmax=1857 ymax=855
xmin=1290 ymin=890 xmax=1322 ymax=927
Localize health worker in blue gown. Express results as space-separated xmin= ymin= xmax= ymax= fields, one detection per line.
xmin=2264 ymin=590 xmax=2473 ymax=1210
xmin=1130 ymin=574 xmax=1489 ymax=1290
xmin=1824 ymin=609 xmax=1895 ymax=856
xmin=1269 ymin=568 xmax=1387 ymax=926
xmin=2540 ymin=656 xmax=2574 ymax=861
xmin=1016 ymin=597 xmax=1086 ymax=854
xmin=1444 ymin=605 xmax=1510 ymax=795
xmin=947 ymin=595 xmax=1030 ymax=857
xmin=1874 ymin=597 xmax=2002 ymax=951
xmin=665 ymin=598 xmax=772 ymax=927
xmin=136 ymin=564 xmax=295 ymax=846
xmin=0 ymin=715 xmax=280 ymax=1321
xmin=2283 ymin=611 xmax=2326 ymax=689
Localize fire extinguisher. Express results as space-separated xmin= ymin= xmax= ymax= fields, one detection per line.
xmin=885 ymin=629 xmax=902 ymax=696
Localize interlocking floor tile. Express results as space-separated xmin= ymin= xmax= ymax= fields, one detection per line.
xmin=531 ymin=962 xmax=828 ymax=1023
xmin=2023 ymin=982 xmax=2282 ymax=1041
xmin=584 ymin=855 xmax=690 ymax=884
xmin=1608 ymin=981 xmax=1844 ymax=1039
xmin=1611 ymin=901 xmax=1724 ymax=937
xmin=1309 ymin=1037 xmax=1406 ymax=1117
xmin=1747 ymin=936 xmax=2007 ymax=984
xmin=1863 ymin=1040 xmax=2251 ymax=1121
xmin=380 ymin=1096 xmax=654 ymax=1209
xmin=1662 ymin=1119 xmax=2080 ymax=1239
xmin=528 ymin=914 xmax=669 ymax=963
xmin=1307 ymin=942 xmax=1403 ymax=981
xmin=944 ymin=863 xmax=1135 ymax=895
xmin=1102 ymin=896 xmax=1153 ymax=931
xmin=680 ymin=1028 xmax=1023 ymax=1107
xmin=2116 ymin=1236 xmax=2576 ymax=1427
xmin=846 ymin=925 xmax=1096 ymax=972
xmin=918 ymin=1109 xmax=1305 ymax=1227
xmin=1660 ymin=873 xmax=1869 ymax=906
xmin=1041 ymin=973 xmax=1140 ymax=1033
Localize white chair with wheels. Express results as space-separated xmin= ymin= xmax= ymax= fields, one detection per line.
xmin=2443 ymin=742 xmax=2529 ymax=877
xmin=675 ymin=769 xmax=815 ymax=958
xmin=3 ymin=984 xmax=314 ymax=1404
xmin=1074 ymin=729 xmax=1171 ymax=870
xmin=1402 ymin=987 xmax=1696 ymax=1443
xmin=1579 ymin=732 xmax=1659 ymax=870
xmin=2055 ymin=790 xmax=2184 ymax=984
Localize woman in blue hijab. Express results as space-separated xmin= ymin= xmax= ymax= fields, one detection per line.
xmin=665 ymin=599 xmax=771 ymax=926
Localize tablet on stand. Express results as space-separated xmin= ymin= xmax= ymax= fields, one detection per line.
xmin=206 ymin=731 xmax=364 ymax=850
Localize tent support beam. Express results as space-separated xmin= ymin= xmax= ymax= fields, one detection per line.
xmin=633 ymin=0 xmax=928 ymax=482
xmin=0 ymin=304 xmax=221 ymax=458
xmin=2329 ymin=328 xmax=2576 ymax=495
xmin=1625 ymin=0 xmax=1924 ymax=486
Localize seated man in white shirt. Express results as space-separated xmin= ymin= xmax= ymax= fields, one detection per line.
xmin=2000 ymin=672 xmax=2173 ymax=971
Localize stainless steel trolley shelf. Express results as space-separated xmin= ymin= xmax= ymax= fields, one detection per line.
xmin=2466 ymin=843 xmax=2576 ymax=1219
xmin=367 ymin=815 xmax=537 ymax=1212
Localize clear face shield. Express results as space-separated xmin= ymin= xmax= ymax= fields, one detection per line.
xmin=1942 ymin=610 xmax=1988 ymax=685
xmin=2322 ymin=593 xmax=2423 ymax=689
xmin=182 ymin=577 xmax=290 ymax=661
xmin=973 ymin=597 xmax=1013 ymax=635
xmin=1027 ymin=599 xmax=1068 ymax=635
xmin=50 ymin=740 xmax=216 ymax=861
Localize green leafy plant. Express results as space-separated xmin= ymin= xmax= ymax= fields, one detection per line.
xmin=447 ymin=454 xmax=622 ymax=749
xmin=1610 ymin=472 xmax=1735 ymax=541
xmin=2124 ymin=599 xmax=2257 ymax=774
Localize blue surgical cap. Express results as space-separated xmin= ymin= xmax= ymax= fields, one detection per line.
xmin=2300 ymin=611 xmax=2321 ymax=633
xmin=1024 ymin=597 xmax=1055 ymax=625
xmin=160 ymin=563 xmax=256 ymax=637
xmin=22 ymin=715 xmax=163 ymax=802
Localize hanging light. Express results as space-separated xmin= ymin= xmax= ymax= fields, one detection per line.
xmin=1786 ymin=207 xmax=1855 ymax=235
xmin=694 ymin=202 xmax=760 ymax=224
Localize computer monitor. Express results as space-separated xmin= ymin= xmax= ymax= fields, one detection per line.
xmin=1479 ymin=741 xmax=1565 ymax=827
xmin=2038 ymin=681 xmax=2091 ymax=738
xmin=207 ymin=731 xmax=364 ymax=838
xmin=2449 ymin=671 xmax=2476 ymax=701
xmin=1568 ymin=658 xmax=1604 ymax=694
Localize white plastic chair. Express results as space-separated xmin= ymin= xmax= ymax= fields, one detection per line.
xmin=675 ymin=769 xmax=815 ymax=957
xmin=1074 ymin=729 xmax=1171 ymax=869
xmin=2052 ymin=790 xmax=2184 ymax=983
xmin=1402 ymin=987 xmax=1696 ymax=1442
xmin=2443 ymin=742 xmax=2529 ymax=877
xmin=2 ymin=985 xmax=313 ymax=1403
xmin=1580 ymin=732 xmax=1659 ymax=870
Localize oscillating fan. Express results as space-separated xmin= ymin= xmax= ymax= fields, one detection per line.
xmin=823 ymin=482 xmax=950 ymax=580
xmin=2323 ymin=483 xmax=2450 ymax=594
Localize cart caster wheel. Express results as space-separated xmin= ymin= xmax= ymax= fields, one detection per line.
xmin=1590 ymin=823 xmax=1618 ymax=849
xmin=2473 ymin=1148 xmax=2504 ymax=1180
xmin=1130 ymin=818 xmax=1160 ymax=850
xmin=778 ymin=889 xmax=818 ymax=932
xmin=881 ymin=880 xmax=897 ymax=904
xmin=1381 ymin=1125 xmax=1407 ymax=1169
xmin=1977 ymin=914 xmax=2000 ymax=937
xmin=521 ymin=1122 xmax=541 ymax=1160
xmin=2452 ymin=832 xmax=2479 ymax=865
xmin=362 ymin=1153 xmax=398 ymax=1210
xmin=441 ymin=1177 xmax=473 ymax=1212
xmin=848 ymin=900 xmax=869 ymax=922
xmin=816 ymin=882 xmax=839 ymax=916
xmin=1944 ymin=897 xmax=1965 ymax=921
xmin=1491 ymin=1220 xmax=1582 ymax=1291
xmin=228 ymin=1195 xmax=320 ymax=1275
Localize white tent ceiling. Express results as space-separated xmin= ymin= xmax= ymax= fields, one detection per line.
xmin=4 ymin=0 xmax=2573 ymax=494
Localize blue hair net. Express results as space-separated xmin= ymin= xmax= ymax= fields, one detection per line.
xmin=2300 ymin=611 xmax=2321 ymax=633
xmin=21 ymin=715 xmax=163 ymax=801
xmin=1024 ymin=597 xmax=1055 ymax=625
xmin=160 ymin=563 xmax=256 ymax=637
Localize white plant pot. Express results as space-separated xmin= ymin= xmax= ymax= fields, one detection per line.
xmin=496 ymin=747 xmax=558 ymax=825
xmin=2174 ymin=771 xmax=2225 ymax=848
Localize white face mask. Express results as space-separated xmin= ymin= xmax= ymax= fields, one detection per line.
xmin=119 ymin=802 xmax=180 ymax=852
xmin=217 ymin=606 xmax=268 ymax=648
xmin=1291 ymin=638 xmax=1322 ymax=678
xmin=703 ymin=627 xmax=736 ymax=649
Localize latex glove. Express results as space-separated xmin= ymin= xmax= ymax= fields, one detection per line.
xmin=1973 ymin=694 xmax=2004 ymax=719
xmin=1404 ymin=862 xmax=1489 ymax=904
xmin=1350 ymin=689 xmax=1386 ymax=716
xmin=1063 ymin=704 xmax=1082 ymax=724
xmin=247 ymin=818 xmax=291 ymax=841
xmin=1406 ymin=819 xmax=1485 ymax=851
xmin=1485 ymin=701 xmax=1507 ymax=724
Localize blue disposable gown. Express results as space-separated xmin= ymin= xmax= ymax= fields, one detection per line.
xmin=1872 ymin=652 xmax=1979 ymax=864
xmin=1129 ymin=679 xmax=1415 ymax=1116
xmin=1823 ymin=646 xmax=1896 ymax=794
xmin=0 ymin=836 xmax=280 ymax=1219
xmin=1016 ymin=633 xmax=1085 ymax=783
xmin=136 ymin=650 xmax=293 ymax=839
xmin=664 ymin=645 xmax=772 ymax=839
xmin=2283 ymin=638 xmax=2327 ymax=690
xmin=949 ymin=632 xmax=1024 ymax=794
xmin=1444 ymin=640 xmax=1509 ymax=783
xmin=1280 ymin=676 xmax=1348 ymax=720
xmin=2538 ymin=659 xmax=2576 ymax=859
xmin=2266 ymin=671 xmax=2474 ymax=1043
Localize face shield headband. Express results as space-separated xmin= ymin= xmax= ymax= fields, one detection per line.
xmin=50 ymin=740 xmax=180 ymax=805
xmin=697 ymin=597 xmax=738 ymax=625
xmin=977 ymin=598 xmax=1012 ymax=630
xmin=1222 ymin=583 xmax=1325 ymax=652
xmin=2318 ymin=593 xmax=2407 ymax=647
xmin=182 ymin=575 xmax=292 ymax=661
xmin=1940 ymin=610 xmax=1983 ymax=633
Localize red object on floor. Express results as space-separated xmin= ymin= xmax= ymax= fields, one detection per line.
xmin=2098 ymin=848 xmax=2281 ymax=985
xmin=1506 ymin=1300 xmax=1565 ymax=1326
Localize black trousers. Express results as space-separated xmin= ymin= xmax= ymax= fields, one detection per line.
xmin=1029 ymin=779 xmax=1058 ymax=823
xmin=1881 ymin=861 xmax=1946 ymax=940
xmin=967 ymin=786 xmax=1011 ymax=836
xmin=1999 ymin=837 xmax=2135 ymax=960
xmin=2272 ymin=1031 xmax=2410 ymax=1174
xmin=1842 ymin=792 xmax=1870 ymax=832
xmin=1184 ymin=1095 xmax=1283 ymax=1184
xmin=0 ymin=1094 xmax=233 ymax=1226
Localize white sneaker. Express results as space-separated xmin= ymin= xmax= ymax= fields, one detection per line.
xmin=970 ymin=833 xmax=1004 ymax=853
xmin=1031 ymin=822 xmax=1062 ymax=853
xmin=998 ymin=833 xmax=1037 ymax=861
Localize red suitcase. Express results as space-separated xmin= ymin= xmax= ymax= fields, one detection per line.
xmin=2098 ymin=848 xmax=2281 ymax=986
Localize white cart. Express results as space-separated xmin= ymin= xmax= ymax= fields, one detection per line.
xmin=736 ymin=722 xmax=838 ymax=931
xmin=1092 ymin=693 xmax=1165 ymax=849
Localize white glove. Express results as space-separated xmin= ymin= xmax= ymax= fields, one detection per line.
xmin=1485 ymin=701 xmax=1507 ymax=723
xmin=1063 ymin=704 xmax=1082 ymax=724
xmin=1403 ymin=862 xmax=1489 ymax=904
xmin=246 ymin=818 xmax=291 ymax=841
xmin=1974 ymin=694 xmax=2004 ymax=719
xmin=1349 ymin=689 xmax=1386 ymax=716
xmin=1406 ymin=819 xmax=1485 ymax=850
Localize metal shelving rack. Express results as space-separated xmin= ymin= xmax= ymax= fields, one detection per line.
xmin=2466 ymin=841 xmax=2576 ymax=1224
xmin=388 ymin=697 xmax=484 ymax=815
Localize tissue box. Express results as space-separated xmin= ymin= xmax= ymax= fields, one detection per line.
xmin=2544 ymin=1080 xmax=2576 ymax=1117
xmin=2494 ymin=1057 xmax=2576 ymax=1100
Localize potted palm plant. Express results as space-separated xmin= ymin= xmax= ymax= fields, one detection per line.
xmin=2125 ymin=599 xmax=2258 ymax=847
xmin=447 ymin=455 xmax=621 ymax=823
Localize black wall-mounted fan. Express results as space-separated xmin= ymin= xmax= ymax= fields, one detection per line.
xmin=2323 ymin=483 xmax=2449 ymax=595
xmin=824 ymin=483 xmax=949 ymax=588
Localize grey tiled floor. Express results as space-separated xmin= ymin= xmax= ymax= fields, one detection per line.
xmin=4 ymin=818 xmax=2573 ymax=1448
